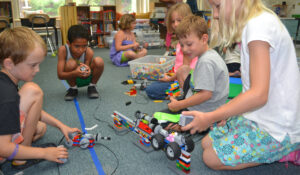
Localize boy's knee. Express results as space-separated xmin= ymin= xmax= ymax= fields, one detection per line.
xmin=93 ymin=57 xmax=104 ymax=68
xmin=20 ymin=82 xmax=43 ymax=98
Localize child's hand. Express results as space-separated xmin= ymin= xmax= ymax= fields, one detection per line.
xmin=143 ymin=42 xmax=148 ymax=48
xmin=168 ymin=97 xmax=181 ymax=112
xmin=43 ymin=146 xmax=68 ymax=163
xmin=159 ymin=73 xmax=171 ymax=82
xmin=181 ymin=111 xmax=211 ymax=134
xmin=77 ymin=63 xmax=90 ymax=78
xmin=217 ymin=120 xmax=227 ymax=127
xmin=210 ymin=120 xmax=226 ymax=130
xmin=59 ymin=124 xmax=81 ymax=142
xmin=133 ymin=42 xmax=139 ymax=50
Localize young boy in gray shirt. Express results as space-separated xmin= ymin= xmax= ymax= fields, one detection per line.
xmin=184 ymin=49 xmax=229 ymax=112
xmin=163 ymin=15 xmax=229 ymax=130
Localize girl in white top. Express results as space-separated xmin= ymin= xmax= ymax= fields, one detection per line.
xmin=181 ymin=0 xmax=300 ymax=170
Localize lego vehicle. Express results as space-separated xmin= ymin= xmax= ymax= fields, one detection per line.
xmin=111 ymin=111 xmax=194 ymax=160
xmin=112 ymin=111 xmax=154 ymax=147
xmin=150 ymin=124 xmax=194 ymax=160
xmin=65 ymin=132 xmax=110 ymax=149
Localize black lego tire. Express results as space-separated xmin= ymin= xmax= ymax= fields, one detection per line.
xmin=185 ymin=136 xmax=195 ymax=152
xmin=165 ymin=142 xmax=181 ymax=161
xmin=151 ymin=134 xmax=165 ymax=150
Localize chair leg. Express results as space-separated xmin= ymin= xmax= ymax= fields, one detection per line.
xmin=47 ymin=37 xmax=55 ymax=56
xmin=49 ymin=36 xmax=57 ymax=52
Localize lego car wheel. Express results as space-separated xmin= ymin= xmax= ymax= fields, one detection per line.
xmin=151 ymin=134 xmax=165 ymax=150
xmin=79 ymin=138 xmax=90 ymax=149
xmin=185 ymin=136 xmax=195 ymax=152
xmin=65 ymin=139 xmax=73 ymax=148
xmin=165 ymin=142 xmax=181 ymax=161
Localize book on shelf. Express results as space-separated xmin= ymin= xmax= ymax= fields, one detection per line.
xmin=103 ymin=10 xmax=115 ymax=20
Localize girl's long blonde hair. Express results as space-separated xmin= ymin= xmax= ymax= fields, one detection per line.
xmin=209 ymin=0 xmax=275 ymax=49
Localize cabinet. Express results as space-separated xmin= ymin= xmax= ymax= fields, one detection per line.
xmin=0 ymin=1 xmax=12 ymax=23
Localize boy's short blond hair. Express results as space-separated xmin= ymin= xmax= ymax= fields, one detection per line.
xmin=175 ymin=15 xmax=208 ymax=40
xmin=0 ymin=26 xmax=46 ymax=65
xmin=118 ymin=14 xmax=136 ymax=30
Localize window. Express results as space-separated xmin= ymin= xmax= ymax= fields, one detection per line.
xmin=120 ymin=0 xmax=134 ymax=14
xmin=75 ymin=0 xmax=135 ymax=13
xmin=74 ymin=0 xmax=115 ymax=6
xmin=18 ymin=0 xmax=140 ymax=18
xmin=19 ymin=0 xmax=65 ymax=17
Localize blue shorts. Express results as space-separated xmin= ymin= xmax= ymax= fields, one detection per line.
xmin=209 ymin=116 xmax=300 ymax=166
xmin=145 ymin=81 xmax=173 ymax=100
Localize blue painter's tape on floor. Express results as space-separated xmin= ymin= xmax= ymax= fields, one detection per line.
xmin=62 ymin=80 xmax=105 ymax=175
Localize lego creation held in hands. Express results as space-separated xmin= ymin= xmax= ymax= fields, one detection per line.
xmin=178 ymin=115 xmax=194 ymax=126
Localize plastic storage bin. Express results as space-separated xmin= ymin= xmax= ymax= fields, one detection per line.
xmin=128 ymin=55 xmax=175 ymax=80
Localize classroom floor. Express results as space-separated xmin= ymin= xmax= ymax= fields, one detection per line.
xmin=1 ymin=47 xmax=300 ymax=175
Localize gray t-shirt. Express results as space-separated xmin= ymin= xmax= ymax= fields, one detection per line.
xmin=186 ymin=49 xmax=229 ymax=112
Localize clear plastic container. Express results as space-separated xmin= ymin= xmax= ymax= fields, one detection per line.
xmin=128 ymin=55 xmax=175 ymax=80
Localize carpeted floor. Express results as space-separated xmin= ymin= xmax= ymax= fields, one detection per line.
xmin=1 ymin=48 xmax=299 ymax=175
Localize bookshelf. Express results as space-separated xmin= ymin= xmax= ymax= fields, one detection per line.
xmin=102 ymin=5 xmax=117 ymax=35
xmin=60 ymin=5 xmax=116 ymax=47
xmin=0 ymin=1 xmax=12 ymax=23
xmin=91 ymin=5 xmax=117 ymax=47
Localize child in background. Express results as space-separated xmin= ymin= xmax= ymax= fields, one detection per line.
xmin=186 ymin=0 xmax=198 ymax=14
xmin=57 ymin=25 xmax=104 ymax=101
xmin=182 ymin=0 xmax=300 ymax=170
xmin=163 ymin=15 xmax=229 ymax=130
xmin=159 ymin=0 xmax=183 ymax=56
xmin=0 ymin=27 xmax=80 ymax=170
xmin=146 ymin=3 xmax=198 ymax=100
xmin=223 ymin=43 xmax=241 ymax=77
xmin=110 ymin=14 xmax=147 ymax=67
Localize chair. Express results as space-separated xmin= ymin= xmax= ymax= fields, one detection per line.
xmin=0 ymin=16 xmax=10 ymax=33
xmin=28 ymin=14 xmax=56 ymax=56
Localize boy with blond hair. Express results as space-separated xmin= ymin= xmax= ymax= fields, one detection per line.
xmin=0 ymin=27 xmax=80 ymax=170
